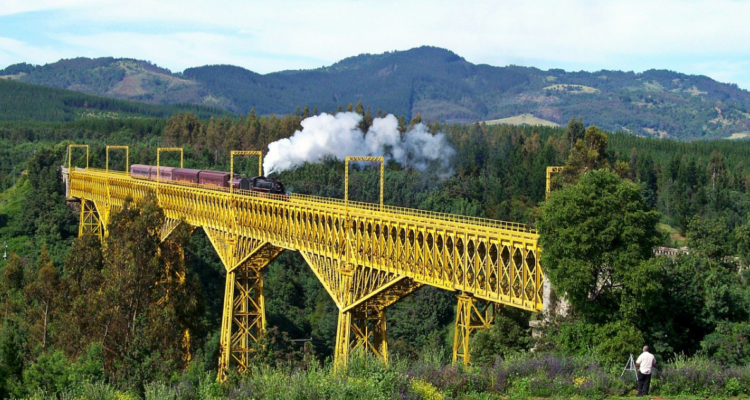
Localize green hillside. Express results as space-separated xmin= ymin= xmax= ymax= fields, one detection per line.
xmin=4 ymin=47 xmax=750 ymax=139
xmin=0 ymin=77 xmax=229 ymax=121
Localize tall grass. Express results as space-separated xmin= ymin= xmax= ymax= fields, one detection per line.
xmin=13 ymin=351 xmax=750 ymax=399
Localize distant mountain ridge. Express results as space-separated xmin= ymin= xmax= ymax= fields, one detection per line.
xmin=2 ymin=46 xmax=750 ymax=140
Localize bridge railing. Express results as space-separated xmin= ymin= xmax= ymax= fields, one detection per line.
xmin=290 ymin=193 xmax=535 ymax=234
xmin=69 ymin=167 xmax=536 ymax=236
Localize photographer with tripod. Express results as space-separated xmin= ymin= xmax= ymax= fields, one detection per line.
xmin=635 ymin=345 xmax=657 ymax=396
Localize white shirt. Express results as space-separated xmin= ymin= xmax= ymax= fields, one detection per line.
xmin=636 ymin=351 xmax=656 ymax=374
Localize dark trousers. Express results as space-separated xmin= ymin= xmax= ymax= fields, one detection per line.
xmin=637 ymin=371 xmax=652 ymax=396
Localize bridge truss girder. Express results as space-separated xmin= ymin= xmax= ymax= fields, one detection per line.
xmin=67 ymin=166 xmax=544 ymax=380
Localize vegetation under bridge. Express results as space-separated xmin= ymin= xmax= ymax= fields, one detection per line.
xmin=62 ymin=145 xmax=544 ymax=381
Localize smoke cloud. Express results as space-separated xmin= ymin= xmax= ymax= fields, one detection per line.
xmin=263 ymin=112 xmax=455 ymax=176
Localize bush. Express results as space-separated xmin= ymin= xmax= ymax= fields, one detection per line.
xmin=546 ymin=319 xmax=645 ymax=366
xmin=701 ymin=321 xmax=750 ymax=365
xmin=23 ymin=350 xmax=72 ymax=394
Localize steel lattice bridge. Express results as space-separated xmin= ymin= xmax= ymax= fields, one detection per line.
xmin=63 ymin=145 xmax=544 ymax=380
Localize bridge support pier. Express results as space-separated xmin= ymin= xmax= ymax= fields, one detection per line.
xmin=217 ymin=244 xmax=282 ymax=381
xmin=334 ymin=307 xmax=388 ymax=370
xmin=452 ymin=294 xmax=495 ymax=366
xmin=78 ymin=199 xmax=105 ymax=239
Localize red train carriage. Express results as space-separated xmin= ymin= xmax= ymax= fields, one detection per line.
xmin=150 ymin=166 xmax=175 ymax=182
xmin=130 ymin=164 xmax=151 ymax=179
xmin=198 ymin=170 xmax=230 ymax=187
xmin=172 ymin=168 xmax=201 ymax=184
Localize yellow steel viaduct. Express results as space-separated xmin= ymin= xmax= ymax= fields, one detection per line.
xmin=63 ymin=145 xmax=545 ymax=380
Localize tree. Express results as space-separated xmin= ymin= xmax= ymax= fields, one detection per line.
xmin=55 ymin=236 xmax=104 ymax=357
xmin=472 ymin=307 xmax=531 ymax=364
xmin=702 ymin=321 xmax=750 ymax=365
xmin=738 ymin=214 xmax=750 ymax=267
xmin=637 ymin=154 xmax=658 ymax=209
xmin=25 ymin=244 xmax=60 ymax=349
xmin=561 ymin=126 xmax=610 ymax=184
xmin=563 ymin=117 xmax=585 ymax=150
xmin=537 ymin=169 xmax=661 ymax=323
xmin=164 ymin=112 xmax=204 ymax=149
xmin=408 ymin=112 xmax=423 ymax=129
xmin=21 ymin=146 xmax=76 ymax=257
xmin=688 ymin=215 xmax=733 ymax=261
xmin=0 ymin=321 xmax=24 ymax=399
xmin=708 ymin=150 xmax=728 ymax=191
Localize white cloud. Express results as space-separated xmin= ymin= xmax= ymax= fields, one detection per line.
xmin=0 ymin=36 xmax=64 ymax=67
xmin=0 ymin=0 xmax=98 ymax=17
xmin=56 ymin=31 xmax=323 ymax=72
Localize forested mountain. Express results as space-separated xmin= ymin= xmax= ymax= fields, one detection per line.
xmin=0 ymin=79 xmax=229 ymax=122
xmin=3 ymin=47 xmax=750 ymax=140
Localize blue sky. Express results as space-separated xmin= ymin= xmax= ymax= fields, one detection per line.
xmin=2 ymin=0 xmax=750 ymax=90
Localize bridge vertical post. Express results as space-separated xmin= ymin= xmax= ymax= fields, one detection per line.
xmin=334 ymin=309 xmax=353 ymax=371
xmin=344 ymin=156 xmax=385 ymax=211
xmin=230 ymin=151 xmax=263 ymax=197
xmin=452 ymin=294 xmax=494 ymax=366
xmin=106 ymin=145 xmax=129 ymax=176
xmin=334 ymin=268 xmax=354 ymax=372
xmin=545 ymin=166 xmax=564 ymax=200
xmin=218 ymin=265 xmax=236 ymax=381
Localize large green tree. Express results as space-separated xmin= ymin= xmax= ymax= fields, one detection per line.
xmin=537 ymin=169 xmax=661 ymax=323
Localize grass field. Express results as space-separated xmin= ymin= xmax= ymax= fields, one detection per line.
xmin=484 ymin=113 xmax=560 ymax=127
xmin=0 ymin=72 xmax=26 ymax=80
xmin=543 ymin=84 xmax=599 ymax=94
xmin=726 ymin=132 xmax=750 ymax=140
xmin=658 ymin=223 xmax=687 ymax=247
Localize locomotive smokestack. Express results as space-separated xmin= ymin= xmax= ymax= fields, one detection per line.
xmin=263 ymin=112 xmax=455 ymax=177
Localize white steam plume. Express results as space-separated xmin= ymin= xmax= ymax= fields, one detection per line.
xmin=263 ymin=112 xmax=455 ymax=176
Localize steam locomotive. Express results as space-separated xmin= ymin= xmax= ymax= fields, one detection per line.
xmin=129 ymin=164 xmax=285 ymax=195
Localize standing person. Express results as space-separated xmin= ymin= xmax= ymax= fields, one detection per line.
xmin=635 ymin=345 xmax=656 ymax=396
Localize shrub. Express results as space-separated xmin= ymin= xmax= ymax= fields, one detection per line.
xmin=701 ymin=321 xmax=750 ymax=365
